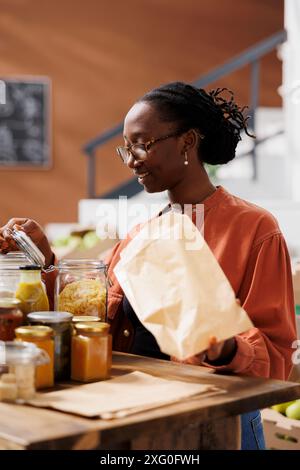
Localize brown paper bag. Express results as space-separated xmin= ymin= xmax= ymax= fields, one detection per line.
xmin=114 ymin=212 xmax=253 ymax=360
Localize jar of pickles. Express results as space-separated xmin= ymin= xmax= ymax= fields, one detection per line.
xmin=71 ymin=322 xmax=112 ymax=382
xmin=27 ymin=311 xmax=73 ymax=381
xmin=15 ymin=326 xmax=54 ymax=389
xmin=0 ymin=299 xmax=23 ymax=341
xmin=54 ymin=259 xmax=108 ymax=321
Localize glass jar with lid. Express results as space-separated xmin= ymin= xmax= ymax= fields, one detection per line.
xmin=27 ymin=311 xmax=73 ymax=381
xmin=0 ymin=341 xmax=49 ymax=402
xmin=0 ymin=299 xmax=23 ymax=341
xmin=15 ymin=325 xmax=54 ymax=389
xmin=0 ymin=229 xmax=50 ymax=313
xmin=54 ymin=259 xmax=108 ymax=321
xmin=71 ymin=322 xmax=112 ymax=382
xmin=14 ymin=266 xmax=49 ymax=318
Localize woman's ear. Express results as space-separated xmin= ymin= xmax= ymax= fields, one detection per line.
xmin=182 ymin=129 xmax=199 ymax=153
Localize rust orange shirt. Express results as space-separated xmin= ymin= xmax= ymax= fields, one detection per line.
xmin=103 ymin=186 xmax=296 ymax=380
xmin=45 ymin=186 xmax=296 ymax=380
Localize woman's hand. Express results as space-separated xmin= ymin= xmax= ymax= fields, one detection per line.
xmin=172 ymin=299 xmax=241 ymax=366
xmin=0 ymin=218 xmax=54 ymax=267
xmin=178 ymin=336 xmax=237 ymax=366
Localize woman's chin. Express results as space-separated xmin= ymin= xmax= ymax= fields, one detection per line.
xmin=141 ymin=182 xmax=164 ymax=194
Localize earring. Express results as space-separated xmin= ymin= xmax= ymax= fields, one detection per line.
xmin=184 ymin=151 xmax=189 ymax=166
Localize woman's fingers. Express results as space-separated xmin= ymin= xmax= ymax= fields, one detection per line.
xmin=171 ymin=353 xmax=206 ymax=366
xmin=183 ymin=353 xmax=206 ymax=365
xmin=0 ymin=218 xmax=31 ymax=253
xmin=206 ymin=336 xmax=225 ymax=361
xmin=2 ymin=218 xmax=28 ymax=239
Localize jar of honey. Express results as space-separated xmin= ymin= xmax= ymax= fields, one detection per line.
xmin=0 ymin=299 xmax=23 ymax=341
xmin=71 ymin=322 xmax=112 ymax=382
xmin=15 ymin=325 xmax=54 ymax=389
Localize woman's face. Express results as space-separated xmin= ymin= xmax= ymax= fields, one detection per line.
xmin=123 ymin=101 xmax=188 ymax=193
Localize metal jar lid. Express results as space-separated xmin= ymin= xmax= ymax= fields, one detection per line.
xmin=74 ymin=322 xmax=110 ymax=335
xmin=15 ymin=325 xmax=54 ymax=340
xmin=0 ymin=299 xmax=22 ymax=310
xmin=27 ymin=311 xmax=73 ymax=324
xmin=8 ymin=229 xmax=45 ymax=268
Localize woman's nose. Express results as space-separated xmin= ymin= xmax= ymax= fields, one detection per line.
xmin=126 ymin=153 xmax=142 ymax=170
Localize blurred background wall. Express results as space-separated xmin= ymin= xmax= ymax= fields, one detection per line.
xmin=0 ymin=0 xmax=283 ymax=225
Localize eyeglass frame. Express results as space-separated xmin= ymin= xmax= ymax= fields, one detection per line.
xmin=116 ymin=131 xmax=184 ymax=164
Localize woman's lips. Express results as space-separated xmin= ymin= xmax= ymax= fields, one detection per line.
xmin=136 ymin=172 xmax=150 ymax=183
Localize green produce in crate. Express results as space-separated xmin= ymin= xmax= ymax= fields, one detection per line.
xmin=271 ymin=401 xmax=295 ymax=414
xmin=82 ymin=231 xmax=100 ymax=249
xmin=285 ymin=400 xmax=300 ymax=420
xmin=52 ymin=235 xmax=82 ymax=249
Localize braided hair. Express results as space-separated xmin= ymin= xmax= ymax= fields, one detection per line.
xmin=138 ymin=81 xmax=254 ymax=165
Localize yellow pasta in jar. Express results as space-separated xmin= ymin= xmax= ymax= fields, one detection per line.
xmin=58 ymin=279 xmax=106 ymax=320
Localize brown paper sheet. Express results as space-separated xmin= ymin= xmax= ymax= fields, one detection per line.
xmin=29 ymin=371 xmax=218 ymax=419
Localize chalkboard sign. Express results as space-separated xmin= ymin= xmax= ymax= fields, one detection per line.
xmin=0 ymin=77 xmax=51 ymax=167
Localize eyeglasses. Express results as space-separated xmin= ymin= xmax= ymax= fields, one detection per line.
xmin=116 ymin=131 xmax=182 ymax=164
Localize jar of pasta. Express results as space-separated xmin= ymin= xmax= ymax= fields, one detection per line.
xmin=54 ymin=259 xmax=108 ymax=321
xmin=15 ymin=325 xmax=54 ymax=389
xmin=71 ymin=322 xmax=112 ymax=382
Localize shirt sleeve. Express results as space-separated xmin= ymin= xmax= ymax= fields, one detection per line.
xmin=202 ymin=233 xmax=297 ymax=379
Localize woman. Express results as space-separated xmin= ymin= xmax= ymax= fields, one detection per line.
xmin=0 ymin=82 xmax=296 ymax=450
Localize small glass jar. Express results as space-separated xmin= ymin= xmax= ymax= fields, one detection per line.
xmin=71 ymin=322 xmax=112 ymax=382
xmin=0 ymin=341 xmax=49 ymax=402
xmin=0 ymin=299 xmax=23 ymax=341
xmin=27 ymin=311 xmax=73 ymax=381
xmin=15 ymin=325 xmax=54 ymax=389
xmin=15 ymin=266 xmax=49 ymax=319
xmin=54 ymin=259 xmax=108 ymax=321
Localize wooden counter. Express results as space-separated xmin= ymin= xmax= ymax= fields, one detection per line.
xmin=0 ymin=351 xmax=300 ymax=450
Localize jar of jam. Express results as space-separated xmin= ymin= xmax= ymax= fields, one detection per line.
xmin=27 ymin=311 xmax=73 ymax=381
xmin=0 ymin=299 xmax=23 ymax=341
xmin=71 ymin=322 xmax=112 ymax=382
xmin=15 ymin=326 xmax=54 ymax=389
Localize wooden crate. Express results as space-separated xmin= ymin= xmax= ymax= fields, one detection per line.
xmin=262 ymin=408 xmax=300 ymax=450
